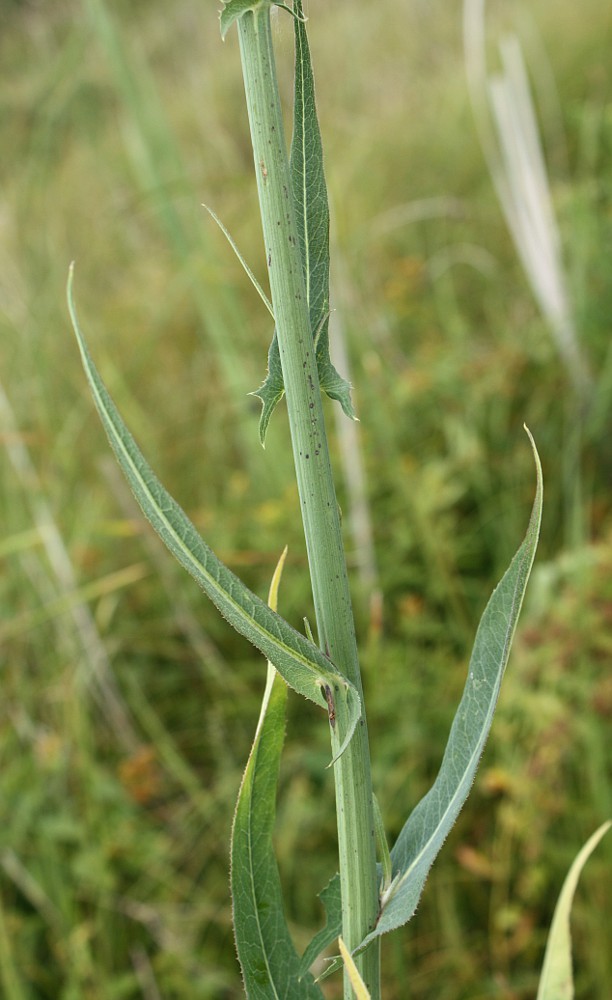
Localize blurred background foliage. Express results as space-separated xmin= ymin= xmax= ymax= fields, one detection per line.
xmin=0 ymin=0 xmax=610 ymax=997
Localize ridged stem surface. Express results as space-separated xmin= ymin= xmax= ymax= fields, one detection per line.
xmin=237 ymin=9 xmax=380 ymax=996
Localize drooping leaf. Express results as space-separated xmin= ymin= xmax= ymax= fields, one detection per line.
xmin=356 ymin=430 xmax=543 ymax=949
xmin=68 ymin=266 xmax=360 ymax=759
xmin=536 ymin=821 xmax=611 ymax=1000
xmin=253 ymin=0 xmax=355 ymax=443
xmin=232 ymin=549 xmax=324 ymax=999
xmin=298 ymin=873 xmax=342 ymax=980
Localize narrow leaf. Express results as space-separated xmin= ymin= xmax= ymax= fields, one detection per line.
xmin=536 ymin=820 xmax=611 ymax=1000
xmin=68 ymin=265 xmax=361 ymax=759
xmin=253 ymin=0 xmax=355 ymax=443
xmin=357 ymin=430 xmax=543 ymax=949
xmin=372 ymin=794 xmax=393 ymax=894
xmin=290 ymin=0 xmax=353 ymax=420
xmin=338 ymin=938 xmax=371 ymax=1000
xmin=298 ymin=873 xmax=342 ymax=980
xmin=232 ymin=549 xmax=324 ymax=999
xmin=203 ymin=203 xmax=274 ymax=319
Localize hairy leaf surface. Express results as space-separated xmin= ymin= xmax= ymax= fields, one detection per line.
xmin=357 ymin=433 xmax=543 ymax=948
xmin=253 ymin=0 xmax=354 ymax=442
xmin=68 ymin=267 xmax=360 ymax=758
xmin=232 ymin=551 xmax=324 ymax=999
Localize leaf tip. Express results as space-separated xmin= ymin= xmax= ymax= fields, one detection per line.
xmin=523 ymin=424 xmax=543 ymax=515
xmin=267 ymin=545 xmax=289 ymax=610
xmin=67 ymin=260 xmax=76 ymax=299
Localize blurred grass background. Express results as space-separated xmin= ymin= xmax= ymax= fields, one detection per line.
xmin=1 ymin=0 xmax=611 ymax=997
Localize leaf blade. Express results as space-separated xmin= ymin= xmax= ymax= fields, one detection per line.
xmin=253 ymin=0 xmax=354 ymax=442
xmin=290 ymin=0 xmax=354 ymax=421
xmin=536 ymin=821 xmax=611 ymax=1000
xmin=67 ymin=266 xmax=361 ymax=758
xmin=298 ymin=873 xmax=342 ymax=980
xmin=358 ymin=431 xmax=543 ymax=948
xmin=232 ymin=550 xmax=324 ymax=999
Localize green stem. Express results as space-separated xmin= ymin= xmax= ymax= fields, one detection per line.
xmin=236 ymin=8 xmax=380 ymax=997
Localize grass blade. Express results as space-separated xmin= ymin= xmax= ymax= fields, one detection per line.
xmin=68 ymin=265 xmax=361 ymax=758
xmin=536 ymin=820 xmax=611 ymax=1000
xmin=357 ymin=429 xmax=543 ymax=948
xmin=231 ymin=548 xmax=324 ymax=999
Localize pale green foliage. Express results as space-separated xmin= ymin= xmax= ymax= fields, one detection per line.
xmin=309 ymin=436 xmax=542 ymax=976
xmin=298 ymin=875 xmax=342 ymax=980
xmin=68 ymin=266 xmax=361 ymax=762
xmin=231 ymin=552 xmax=324 ymax=999
xmin=68 ymin=2 xmax=549 ymax=997
xmin=232 ymin=666 xmax=323 ymax=998
xmin=220 ymin=0 xmax=301 ymax=42
xmin=252 ymin=0 xmax=355 ymax=443
xmin=358 ymin=433 xmax=543 ymax=947
xmin=220 ymin=0 xmax=271 ymax=41
xmin=537 ymin=821 xmax=611 ymax=1000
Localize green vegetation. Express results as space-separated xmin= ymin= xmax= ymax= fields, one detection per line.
xmin=1 ymin=0 xmax=610 ymax=997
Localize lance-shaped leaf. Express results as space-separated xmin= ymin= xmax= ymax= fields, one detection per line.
xmin=355 ymin=431 xmax=543 ymax=950
xmin=67 ymin=266 xmax=360 ymax=759
xmin=253 ymin=0 xmax=355 ymax=443
xmin=232 ymin=549 xmax=324 ymax=999
xmin=537 ymin=820 xmax=611 ymax=1000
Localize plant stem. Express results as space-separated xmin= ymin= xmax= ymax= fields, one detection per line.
xmin=236 ymin=7 xmax=380 ymax=996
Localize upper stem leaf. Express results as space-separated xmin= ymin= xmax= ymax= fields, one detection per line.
xmin=68 ymin=266 xmax=361 ymax=760
xmin=356 ymin=430 xmax=543 ymax=949
xmin=252 ymin=0 xmax=355 ymax=443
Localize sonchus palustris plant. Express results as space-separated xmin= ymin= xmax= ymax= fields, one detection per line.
xmin=68 ymin=1 xmax=544 ymax=996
